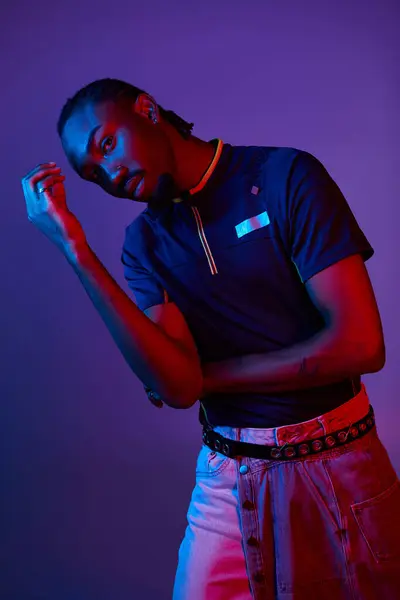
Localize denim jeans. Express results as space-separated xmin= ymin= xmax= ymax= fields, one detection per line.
xmin=172 ymin=384 xmax=400 ymax=599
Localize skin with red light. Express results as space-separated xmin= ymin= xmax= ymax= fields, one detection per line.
xmin=20 ymin=93 xmax=212 ymax=409
xmin=61 ymin=93 xmax=215 ymax=202
xmin=21 ymin=92 xmax=385 ymax=411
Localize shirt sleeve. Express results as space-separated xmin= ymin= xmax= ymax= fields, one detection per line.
xmin=121 ymin=227 xmax=168 ymax=312
xmin=288 ymin=151 xmax=374 ymax=283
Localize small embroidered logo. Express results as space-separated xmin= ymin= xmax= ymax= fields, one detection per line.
xmin=251 ymin=185 xmax=259 ymax=195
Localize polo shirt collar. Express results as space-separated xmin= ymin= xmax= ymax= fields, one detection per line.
xmin=145 ymin=139 xmax=225 ymax=220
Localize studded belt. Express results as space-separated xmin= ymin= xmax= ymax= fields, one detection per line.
xmin=202 ymin=405 xmax=375 ymax=460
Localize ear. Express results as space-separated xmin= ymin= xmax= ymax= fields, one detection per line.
xmin=133 ymin=93 xmax=159 ymax=123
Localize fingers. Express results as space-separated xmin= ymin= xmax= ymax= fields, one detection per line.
xmin=22 ymin=163 xmax=66 ymax=211
xmin=149 ymin=391 xmax=164 ymax=407
xmin=144 ymin=386 xmax=164 ymax=408
xmin=36 ymin=174 xmax=65 ymax=193
xmin=29 ymin=167 xmax=63 ymax=190
xmin=22 ymin=163 xmax=69 ymax=226
xmin=23 ymin=162 xmax=57 ymax=180
xmin=22 ymin=163 xmax=64 ymax=193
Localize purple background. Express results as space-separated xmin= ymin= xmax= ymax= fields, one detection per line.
xmin=2 ymin=0 xmax=399 ymax=597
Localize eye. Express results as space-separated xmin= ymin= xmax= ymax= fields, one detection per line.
xmin=101 ymin=135 xmax=115 ymax=155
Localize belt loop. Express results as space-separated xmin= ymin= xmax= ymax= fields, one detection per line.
xmin=273 ymin=425 xmax=279 ymax=447
xmin=317 ymin=417 xmax=327 ymax=437
xmin=200 ymin=402 xmax=213 ymax=428
xmin=236 ymin=427 xmax=241 ymax=443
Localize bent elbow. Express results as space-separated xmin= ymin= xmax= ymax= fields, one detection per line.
xmin=168 ymin=392 xmax=200 ymax=410
xmin=166 ymin=368 xmax=203 ymax=410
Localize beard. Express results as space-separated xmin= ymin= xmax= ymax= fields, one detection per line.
xmin=150 ymin=172 xmax=185 ymax=206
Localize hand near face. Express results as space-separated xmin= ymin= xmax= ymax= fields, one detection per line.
xmin=22 ymin=162 xmax=87 ymax=259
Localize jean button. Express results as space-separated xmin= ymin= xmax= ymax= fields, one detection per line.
xmin=239 ymin=465 xmax=249 ymax=474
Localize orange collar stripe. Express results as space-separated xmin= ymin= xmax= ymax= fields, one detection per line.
xmin=189 ymin=139 xmax=224 ymax=196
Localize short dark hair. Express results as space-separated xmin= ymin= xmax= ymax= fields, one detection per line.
xmin=57 ymin=78 xmax=194 ymax=139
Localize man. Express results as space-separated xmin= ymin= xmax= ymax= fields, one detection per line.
xmin=22 ymin=78 xmax=400 ymax=600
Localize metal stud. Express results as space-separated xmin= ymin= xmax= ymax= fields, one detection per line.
xmin=298 ymin=443 xmax=310 ymax=455
xmin=350 ymin=426 xmax=359 ymax=438
xmin=325 ymin=435 xmax=336 ymax=447
xmin=311 ymin=440 xmax=324 ymax=452
xmin=270 ymin=448 xmax=282 ymax=458
xmin=284 ymin=446 xmax=296 ymax=458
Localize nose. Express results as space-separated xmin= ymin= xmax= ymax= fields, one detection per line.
xmin=109 ymin=165 xmax=127 ymax=187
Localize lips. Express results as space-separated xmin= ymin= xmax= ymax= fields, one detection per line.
xmin=125 ymin=172 xmax=144 ymax=195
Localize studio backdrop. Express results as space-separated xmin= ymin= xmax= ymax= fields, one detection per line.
xmin=1 ymin=0 xmax=398 ymax=598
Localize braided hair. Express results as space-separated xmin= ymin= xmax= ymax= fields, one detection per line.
xmin=57 ymin=78 xmax=194 ymax=139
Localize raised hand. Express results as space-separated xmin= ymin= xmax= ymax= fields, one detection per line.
xmin=21 ymin=162 xmax=87 ymax=260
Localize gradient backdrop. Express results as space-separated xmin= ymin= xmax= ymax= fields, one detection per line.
xmin=2 ymin=0 xmax=399 ymax=598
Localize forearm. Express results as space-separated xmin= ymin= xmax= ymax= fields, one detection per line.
xmin=202 ymin=326 xmax=385 ymax=396
xmin=66 ymin=243 xmax=202 ymax=408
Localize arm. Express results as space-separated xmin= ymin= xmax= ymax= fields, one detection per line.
xmin=202 ymin=151 xmax=384 ymax=397
xmin=21 ymin=162 xmax=202 ymax=410
xmin=143 ymin=302 xmax=202 ymax=408
xmin=69 ymin=244 xmax=203 ymax=409
xmin=202 ymin=254 xmax=385 ymax=396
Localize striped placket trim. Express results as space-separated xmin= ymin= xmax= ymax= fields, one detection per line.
xmin=191 ymin=206 xmax=218 ymax=275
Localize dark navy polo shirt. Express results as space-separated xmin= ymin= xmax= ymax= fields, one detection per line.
xmin=121 ymin=140 xmax=374 ymax=428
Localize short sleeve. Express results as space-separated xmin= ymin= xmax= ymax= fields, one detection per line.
xmin=121 ymin=227 xmax=167 ymax=312
xmin=288 ymin=151 xmax=374 ymax=283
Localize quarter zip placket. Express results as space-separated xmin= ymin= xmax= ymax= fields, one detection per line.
xmin=191 ymin=206 xmax=218 ymax=275
xmin=186 ymin=139 xmax=224 ymax=276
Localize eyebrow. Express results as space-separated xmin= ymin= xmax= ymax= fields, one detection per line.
xmin=85 ymin=124 xmax=102 ymax=155
xmin=72 ymin=124 xmax=102 ymax=178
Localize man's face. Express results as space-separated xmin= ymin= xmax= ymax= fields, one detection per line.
xmin=61 ymin=98 xmax=175 ymax=202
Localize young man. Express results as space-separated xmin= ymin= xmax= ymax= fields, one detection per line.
xmin=22 ymin=78 xmax=400 ymax=600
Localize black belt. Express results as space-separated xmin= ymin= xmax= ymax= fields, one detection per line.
xmin=202 ymin=405 xmax=375 ymax=460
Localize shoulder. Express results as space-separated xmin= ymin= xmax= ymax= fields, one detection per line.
xmin=215 ymin=141 xmax=325 ymax=184
xmin=260 ymin=148 xmax=339 ymax=200
xmin=231 ymin=144 xmax=326 ymax=183
xmin=257 ymin=146 xmax=327 ymax=179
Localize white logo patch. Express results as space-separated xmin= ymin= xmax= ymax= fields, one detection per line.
xmin=235 ymin=211 xmax=270 ymax=239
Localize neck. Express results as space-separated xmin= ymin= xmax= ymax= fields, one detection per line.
xmin=166 ymin=125 xmax=217 ymax=193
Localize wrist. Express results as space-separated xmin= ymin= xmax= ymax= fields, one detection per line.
xmin=63 ymin=238 xmax=92 ymax=267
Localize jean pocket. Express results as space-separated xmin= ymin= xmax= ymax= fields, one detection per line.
xmin=351 ymin=478 xmax=400 ymax=563
xmin=195 ymin=444 xmax=230 ymax=477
